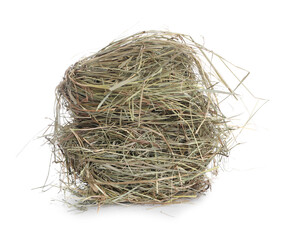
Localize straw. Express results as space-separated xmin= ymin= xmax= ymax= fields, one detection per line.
xmin=50 ymin=31 xmax=237 ymax=207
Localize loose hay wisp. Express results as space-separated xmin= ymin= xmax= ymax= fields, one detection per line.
xmin=51 ymin=31 xmax=241 ymax=207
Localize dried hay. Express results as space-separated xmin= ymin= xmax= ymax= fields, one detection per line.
xmin=48 ymin=30 xmax=250 ymax=208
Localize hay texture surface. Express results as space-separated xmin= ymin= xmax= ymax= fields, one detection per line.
xmin=52 ymin=31 xmax=235 ymax=207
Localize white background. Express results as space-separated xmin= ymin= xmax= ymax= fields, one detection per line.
xmin=1 ymin=0 xmax=292 ymax=239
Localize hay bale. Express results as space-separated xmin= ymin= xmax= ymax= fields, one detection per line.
xmin=52 ymin=31 xmax=234 ymax=207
